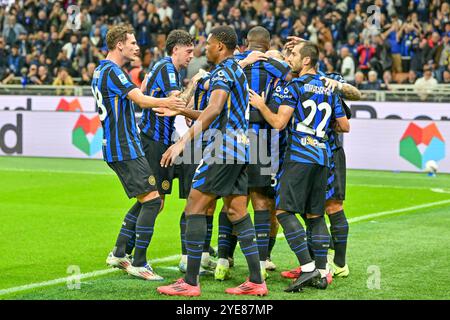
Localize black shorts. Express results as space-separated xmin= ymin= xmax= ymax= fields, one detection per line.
xmin=276 ymin=162 xmax=328 ymax=216
xmin=107 ymin=156 xmax=157 ymax=199
xmin=191 ymin=160 xmax=248 ymax=197
xmin=248 ymin=126 xmax=272 ymax=189
xmin=179 ymin=163 xmax=198 ymax=199
xmin=326 ymin=147 xmax=346 ymax=201
xmin=140 ymin=133 xmax=175 ymax=195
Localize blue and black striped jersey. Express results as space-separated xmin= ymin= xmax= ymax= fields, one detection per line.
xmin=318 ymin=71 xmax=347 ymax=152
xmin=193 ymin=73 xmax=211 ymax=114
xmin=268 ymin=78 xmax=289 ymax=173
xmin=281 ymin=73 xmax=346 ymax=167
xmin=91 ymin=59 xmax=144 ymax=163
xmin=204 ymin=57 xmax=249 ymax=163
xmin=192 ymin=73 xmax=211 ymax=150
xmin=234 ymin=50 xmax=290 ymax=127
xmin=139 ymin=57 xmax=182 ymax=145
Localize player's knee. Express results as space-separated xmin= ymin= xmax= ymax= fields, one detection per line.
xmin=250 ymin=189 xmax=270 ymax=210
xmin=326 ymin=200 xmax=343 ymax=214
xmin=136 ymin=190 xmax=160 ymax=204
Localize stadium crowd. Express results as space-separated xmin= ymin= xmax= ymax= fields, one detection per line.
xmin=0 ymin=0 xmax=449 ymax=89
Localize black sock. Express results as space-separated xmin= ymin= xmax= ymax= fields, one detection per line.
xmin=180 ymin=212 xmax=187 ymax=255
xmin=113 ymin=201 xmax=141 ymax=258
xmin=277 ymin=212 xmax=312 ymax=266
xmin=304 ymin=218 xmax=315 ymax=261
xmin=268 ymin=236 xmax=276 ymax=258
xmin=254 ymin=210 xmax=271 ymax=262
xmin=184 ymin=214 xmax=207 ymax=286
xmin=232 ymin=214 xmax=263 ymax=284
xmin=218 ymin=211 xmax=233 ymax=259
xmin=308 ymin=216 xmax=330 ymax=270
xmin=329 ymin=210 xmax=349 ymax=267
xmin=132 ymin=198 xmax=161 ymax=267
xmin=229 ymin=234 xmax=238 ymax=258
xmin=204 ymin=215 xmax=214 ymax=252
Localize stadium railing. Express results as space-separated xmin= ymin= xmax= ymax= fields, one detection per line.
xmin=0 ymin=84 xmax=449 ymax=102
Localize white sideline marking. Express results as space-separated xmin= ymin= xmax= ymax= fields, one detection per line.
xmin=0 ymin=167 xmax=113 ymax=175
xmin=431 ymin=188 xmax=450 ymax=194
xmin=1 ymin=199 xmax=450 ymax=297
xmin=0 ymin=254 xmax=179 ymax=296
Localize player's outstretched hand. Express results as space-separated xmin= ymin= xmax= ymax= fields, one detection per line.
xmin=249 ymin=89 xmax=266 ymax=110
xmin=154 ymin=107 xmax=181 ymax=117
xmin=161 ymin=96 xmax=185 ymax=110
xmin=320 ymin=76 xmax=339 ymax=92
xmin=285 ymin=36 xmax=307 ymax=51
xmin=245 ymin=51 xmax=268 ymax=64
xmin=160 ymin=141 xmax=184 ymax=167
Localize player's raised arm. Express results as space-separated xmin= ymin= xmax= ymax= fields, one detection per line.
xmin=321 ymin=77 xmax=361 ymax=101
xmin=249 ymin=89 xmax=293 ymax=130
xmin=127 ymin=88 xmax=185 ymax=109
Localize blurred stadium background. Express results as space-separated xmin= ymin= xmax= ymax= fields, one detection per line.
xmin=0 ymin=0 xmax=449 ymax=300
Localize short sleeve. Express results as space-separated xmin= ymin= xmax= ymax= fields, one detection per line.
xmin=210 ymin=68 xmax=233 ymax=93
xmin=264 ymin=58 xmax=290 ymax=81
xmin=158 ymin=63 xmax=181 ymax=95
xmin=333 ymin=94 xmax=346 ymax=119
xmin=280 ymin=82 xmax=299 ymax=108
xmin=197 ymin=74 xmax=210 ymax=91
xmin=109 ymin=67 xmax=137 ymax=98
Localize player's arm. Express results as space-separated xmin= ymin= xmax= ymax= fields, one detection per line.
xmin=321 ymin=77 xmax=361 ymax=101
xmin=238 ymin=51 xmax=268 ymax=68
xmin=127 ymin=88 xmax=185 ymax=109
xmin=109 ymin=67 xmax=185 ymax=109
xmin=160 ymin=89 xmax=229 ymax=167
xmin=332 ymin=93 xmax=350 ymax=133
xmin=333 ymin=116 xmax=350 ymax=133
xmin=249 ymin=89 xmax=293 ymax=130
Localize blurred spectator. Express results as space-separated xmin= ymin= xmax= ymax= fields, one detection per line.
xmin=443 ymin=70 xmax=450 ymax=84
xmin=382 ymin=15 xmax=403 ymax=73
xmin=45 ymin=32 xmax=63 ymax=64
xmin=186 ymin=39 xmax=208 ymax=79
xmin=53 ymin=67 xmax=74 ymax=95
xmin=353 ymin=71 xmax=365 ymax=89
xmin=381 ymin=70 xmax=392 ymax=90
xmin=158 ymin=1 xmax=174 ymax=21
xmin=278 ymin=8 xmax=294 ymax=39
xmin=435 ymin=33 xmax=450 ymax=82
xmin=340 ymin=46 xmax=355 ymax=82
xmin=79 ymin=63 xmax=96 ymax=86
xmin=3 ymin=15 xmax=27 ymax=46
xmin=415 ymin=65 xmax=438 ymax=100
xmin=62 ymin=34 xmax=81 ymax=61
xmin=357 ymin=38 xmax=376 ymax=73
xmin=361 ymin=70 xmax=382 ymax=90
xmin=401 ymin=70 xmax=418 ymax=84
xmin=7 ymin=44 xmax=25 ymax=76
xmin=37 ymin=65 xmax=53 ymax=85
xmin=128 ymin=57 xmax=145 ymax=87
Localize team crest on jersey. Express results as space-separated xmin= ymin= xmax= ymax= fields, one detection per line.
xmin=162 ymin=180 xmax=170 ymax=190
xmin=148 ymin=175 xmax=156 ymax=186
xmin=118 ymin=74 xmax=128 ymax=85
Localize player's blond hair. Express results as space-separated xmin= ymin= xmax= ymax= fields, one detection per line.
xmin=106 ymin=25 xmax=135 ymax=51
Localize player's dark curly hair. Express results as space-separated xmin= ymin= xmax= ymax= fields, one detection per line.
xmin=210 ymin=26 xmax=238 ymax=50
xmin=166 ymin=30 xmax=194 ymax=55
xmin=299 ymin=42 xmax=319 ymax=67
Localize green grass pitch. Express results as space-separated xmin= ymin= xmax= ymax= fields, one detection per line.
xmin=1 ymin=156 xmax=449 ymax=300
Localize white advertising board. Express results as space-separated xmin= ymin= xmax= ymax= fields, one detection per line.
xmin=344 ymin=119 xmax=449 ymax=173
